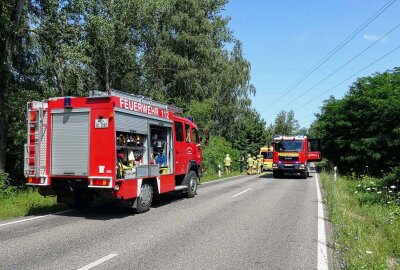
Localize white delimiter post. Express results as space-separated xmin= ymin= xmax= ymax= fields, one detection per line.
xmin=334 ymin=166 xmax=337 ymax=181
xmin=218 ymin=164 xmax=221 ymax=177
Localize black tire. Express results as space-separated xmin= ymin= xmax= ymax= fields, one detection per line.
xmin=67 ymin=193 xmax=93 ymax=209
xmin=301 ymin=172 xmax=307 ymax=179
xmin=136 ymin=183 xmax=153 ymax=213
xmin=184 ymin=170 xmax=198 ymax=198
xmin=64 ymin=187 xmax=94 ymax=210
xmin=273 ymin=171 xmax=280 ymax=178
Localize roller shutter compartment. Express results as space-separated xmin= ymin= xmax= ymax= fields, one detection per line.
xmin=51 ymin=111 xmax=89 ymax=176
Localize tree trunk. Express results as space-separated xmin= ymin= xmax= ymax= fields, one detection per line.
xmin=0 ymin=0 xmax=26 ymax=171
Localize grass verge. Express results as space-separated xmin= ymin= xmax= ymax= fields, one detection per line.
xmin=321 ymin=172 xmax=400 ymax=269
xmin=0 ymin=188 xmax=64 ymax=221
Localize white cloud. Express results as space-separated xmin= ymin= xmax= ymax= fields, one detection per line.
xmin=363 ymin=33 xmax=387 ymax=43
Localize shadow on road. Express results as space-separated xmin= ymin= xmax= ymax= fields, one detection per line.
xmin=258 ymin=173 xmax=273 ymax=179
xmin=258 ymin=172 xmax=314 ymax=180
xmin=39 ymin=191 xmax=188 ymax=221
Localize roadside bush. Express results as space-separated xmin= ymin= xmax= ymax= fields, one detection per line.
xmin=202 ymin=135 xmax=240 ymax=173
xmin=0 ymin=171 xmax=15 ymax=198
xmin=382 ymin=166 xmax=400 ymax=187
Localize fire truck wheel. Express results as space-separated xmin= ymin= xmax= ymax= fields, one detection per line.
xmin=136 ymin=183 xmax=153 ymax=213
xmin=273 ymin=171 xmax=280 ymax=178
xmin=301 ymin=172 xmax=307 ymax=179
xmin=184 ymin=170 xmax=198 ymax=198
xmin=67 ymin=193 xmax=93 ymax=209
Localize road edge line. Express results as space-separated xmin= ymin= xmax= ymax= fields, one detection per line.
xmin=316 ymin=173 xmax=329 ymax=270
xmin=0 ymin=209 xmax=73 ymax=228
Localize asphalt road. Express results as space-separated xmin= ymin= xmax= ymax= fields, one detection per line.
xmin=0 ymin=173 xmax=325 ymax=270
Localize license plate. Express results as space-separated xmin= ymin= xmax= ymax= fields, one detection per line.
xmin=95 ymin=118 xmax=108 ymax=128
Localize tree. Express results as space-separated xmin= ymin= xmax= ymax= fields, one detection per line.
xmin=312 ymin=68 xmax=400 ymax=175
xmin=0 ymin=0 xmax=27 ymax=171
xmin=273 ymin=110 xmax=299 ymax=135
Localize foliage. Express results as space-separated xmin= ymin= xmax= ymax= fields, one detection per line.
xmin=0 ymin=0 xmax=269 ymax=184
xmin=202 ymin=135 xmax=240 ymax=173
xmin=311 ymin=68 xmax=400 ymax=175
xmin=0 ymin=170 xmax=14 ymax=198
xmin=263 ymin=110 xmax=304 ymax=144
xmin=321 ymin=173 xmax=400 ymax=269
xmin=382 ymin=166 xmax=400 ymax=188
xmin=273 ymin=110 xmax=299 ymax=136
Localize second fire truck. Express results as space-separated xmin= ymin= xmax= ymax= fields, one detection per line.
xmin=24 ymin=90 xmax=204 ymax=213
xmin=272 ymin=135 xmax=321 ymax=179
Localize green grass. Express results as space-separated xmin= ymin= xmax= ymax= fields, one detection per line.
xmin=0 ymin=188 xmax=64 ymax=221
xmin=321 ymin=173 xmax=400 ymax=269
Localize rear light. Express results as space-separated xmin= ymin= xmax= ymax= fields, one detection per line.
xmin=27 ymin=177 xmax=45 ymax=184
xmin=91 ymin=179 xmax=110 ymax=187
xmin=30 ymin=111 xmax=36 ymax=122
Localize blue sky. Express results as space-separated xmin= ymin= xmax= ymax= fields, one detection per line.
xmin=223 ymin=0 xmax=400 ymax=128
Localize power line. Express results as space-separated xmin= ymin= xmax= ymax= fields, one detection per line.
xmin=293 ymin=42 xmax=400 ymax=114
xmin=260 ymin=0 xmax=397 ymax=116
xmin=277 ymin=22 xmax=400 ymax=110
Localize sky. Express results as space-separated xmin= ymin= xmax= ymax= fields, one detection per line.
xmin=223 ymin=0 xmax=400 ymax=128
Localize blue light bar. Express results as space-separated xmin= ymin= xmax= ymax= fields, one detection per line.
xmin=64 ymin=97 xmax=71 ymax=107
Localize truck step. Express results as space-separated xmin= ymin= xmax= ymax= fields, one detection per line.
xmin=174 ymin=185 xmax=188 ymax=191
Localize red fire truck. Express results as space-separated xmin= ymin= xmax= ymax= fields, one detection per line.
xmin=24 ymin=90 xmax=204 ymax=213
xmin=272 ymin=135 xmax=321 ymax=179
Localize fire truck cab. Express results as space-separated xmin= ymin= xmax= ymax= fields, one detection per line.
xmin=272 ymin=135 xmax=321 ymax=179
xmin=24 ymin=90 xmax=203 ymax=213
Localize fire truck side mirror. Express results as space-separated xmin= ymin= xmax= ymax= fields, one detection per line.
xmin=205 ymin=130 xmax=210 ymax=146
xmin=308 ymin=139 xmax=321 ymax=152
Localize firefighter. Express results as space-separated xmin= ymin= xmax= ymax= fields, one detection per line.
xmin=257 ymin=155 xmax=262 ymax=174
xmin=247 ymin=154 xmax=253 ymax=175
xmin=224 ymin=154 xmax=232 ymax=174
xmin=239 ymin=154 xmax=245 ymax=173
xmin=252 ymin=156 xmax=257 ymax=174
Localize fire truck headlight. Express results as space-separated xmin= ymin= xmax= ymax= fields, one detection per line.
xmin=299 ymin=164 xmax=305 ymax=169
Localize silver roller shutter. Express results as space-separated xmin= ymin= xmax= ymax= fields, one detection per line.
xmin=115 ymin=112 xmax=148 ymax=134
xmin=51 ymin=111 xmax=89 ymax=176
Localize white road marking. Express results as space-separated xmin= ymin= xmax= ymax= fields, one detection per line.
xmin=316 ymin=173 xmax=329 ymax=270
xmin=232 ymin=188 xmax=253 ymax=198
xmin=0 ymin=209 xmax=74 ymax=228
xmin=77 ymin=254 xmax=118 ymax=270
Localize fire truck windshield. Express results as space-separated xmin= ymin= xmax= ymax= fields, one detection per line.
xmin=261 ymin=152 xmax=273 ymax=159
xmin=275 ymin=141 xmax=303 ymax=152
